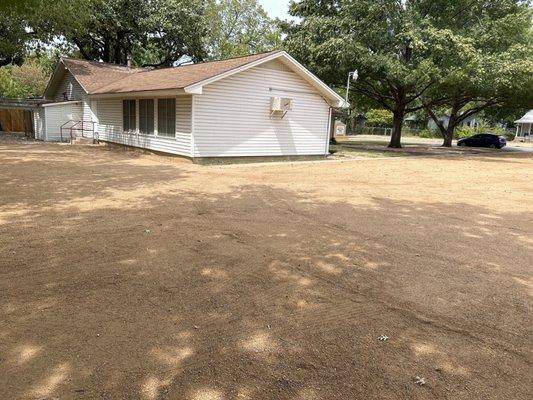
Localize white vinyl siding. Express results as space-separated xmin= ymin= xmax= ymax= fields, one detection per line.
xmin=193 ymin=60 xmax=331 ymax=157
xmin=43 ymin=102 xmax=83 ymax=141
xmin=53 ymin=71 xmax=86 ymax=102
xmin=96 ymin=97 xmax=192 ymax=157
xmin=257 ymin=59 xmax=293 ymax=72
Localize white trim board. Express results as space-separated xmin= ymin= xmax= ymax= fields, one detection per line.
xmin=41 ymin=100 xmax=82 ymax=107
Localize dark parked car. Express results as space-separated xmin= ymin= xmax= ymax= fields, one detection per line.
xmin=457 ymin=133 xmax=506 ymax=149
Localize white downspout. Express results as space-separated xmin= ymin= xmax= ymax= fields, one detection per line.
xmin=325 ymin=107 xmax=333 ymax=156
xmin=190 ymin=95 xmax=196 ymax=159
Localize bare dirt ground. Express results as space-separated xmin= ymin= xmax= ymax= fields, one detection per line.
xmin=1 ymin=142 xmax=532 ymax=400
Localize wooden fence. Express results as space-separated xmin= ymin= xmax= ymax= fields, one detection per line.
xmin=0 ymin=108 xmax=33 ymax=134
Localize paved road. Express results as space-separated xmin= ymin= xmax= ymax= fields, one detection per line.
xmin=343 ymin=135 xmax=533 ymax=154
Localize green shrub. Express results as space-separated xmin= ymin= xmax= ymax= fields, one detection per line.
xmin=502 ymin=131 xmax=516 ymax=141
xmin=454 ymin=126 xmax=475 ymax=139
xmin=365 ymin=109 xmax=393 ymax=126
xmin=417 ymin=129 xmax=438 ymax=138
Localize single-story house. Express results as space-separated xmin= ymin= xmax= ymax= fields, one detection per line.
xmin=426 ymin=113 xmax=480 ymax=131
xmin=34 ymin=50 xmax=346 ymax=160
xmin=515 ymin=110 xmax=532 ymax=140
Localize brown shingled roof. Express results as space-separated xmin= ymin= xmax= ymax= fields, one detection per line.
xmin=64 ymin=51 xmax=282 ymax=95
xmin=61 ymin=58 xmax=147 ymax=93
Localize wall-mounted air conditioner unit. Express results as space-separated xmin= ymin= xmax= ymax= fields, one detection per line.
xmin=271 ymin=97 xmax=293 ymax=111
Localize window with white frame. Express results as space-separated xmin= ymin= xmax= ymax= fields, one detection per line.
xmin=122 ymin=100 xmax=136 ymax=132
xmin=157 ymin=98 xmax=176 ymax=137
xmin=139 ymin=99 xmax=154 ymax=135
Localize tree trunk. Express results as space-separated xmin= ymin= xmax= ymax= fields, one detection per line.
xmin=389 ymin=107 xmax=404 ymax=148
xmin=442 ymin=102 xmax=460 ymax=147
xmin=103 ymin=37 xmax=110 ymax=63
xmin=442 ymin=128 xmax=454 ymax=147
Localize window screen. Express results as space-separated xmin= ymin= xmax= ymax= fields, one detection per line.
xmin=157 ymin=98 xmax=176 ymax=137
xmin=139 ymin=99 xmax=154 ymax=134
xmin=123 ymin=100 xmax=136 ymax=132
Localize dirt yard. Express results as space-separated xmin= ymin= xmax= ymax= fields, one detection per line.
xmin=1 ymin=143 xmax=532 ymax=400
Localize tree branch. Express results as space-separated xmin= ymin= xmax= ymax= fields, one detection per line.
xmin=71 ymin=37 xmax=92 ymax=60
xmin=405 ymin=81 xmax=434 ymax=104
xmin=354 ymin=86 xmax=393 ymax=111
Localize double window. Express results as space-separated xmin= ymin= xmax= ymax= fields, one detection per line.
xmin=122 ymin=98 xmax=175 ymax=137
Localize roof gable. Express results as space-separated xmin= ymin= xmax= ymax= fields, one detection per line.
xmin=44 ymin=58 xmax=145 ymax=99
xmin=516 ymin=110 xmax=533 ymax=123
xmin=183 ymin=51 xmax=346 ymax=107
xmin=62 ymin=58 xmax=145 ymax=93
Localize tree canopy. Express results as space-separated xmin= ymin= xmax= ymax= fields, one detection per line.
xmin=0 ymin=54 xmax=55 ymax=98
xmin=205 ymin=0 xmax=282 ymax=60
xmin=285 ymin=0 xmax=533 ymax=147
xmin=40 ymin=0 xmax=208 ymax=67
xmin=0 ymin=0 xmax=281 ymax=68
xmin=420 ymin=1 xmax=533 ymax=145
xmin=0 ymin=0 xmax=283 ymax=98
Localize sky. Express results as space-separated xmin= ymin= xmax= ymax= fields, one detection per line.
xmin=258 ymin=0 xmax=292 ymax=20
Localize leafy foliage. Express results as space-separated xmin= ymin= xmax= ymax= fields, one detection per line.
xmin=0 ymin=10 xmax=30 ymax=66
xmin=48 ymin=0 xmax=207 ymax=67
xmin=2 ymin=0 xmax=282 ymax=68
xmin=417 ymin=1 xmax=533 ymax=145
xmin=285 ymin=0 xmax=533 ymax=147
xmin=0 ymin=53 xmax=56 ymax=98
xmin=205 ymin=0 xmax=282 ymax=60
xmin=365 ymin=109 xmax=393 ymax=126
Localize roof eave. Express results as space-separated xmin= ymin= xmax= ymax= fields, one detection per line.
xmin=88 ymin=88 xmax=189 ymax=99
xmin=43 ymin=59 xmax=67 ymax=100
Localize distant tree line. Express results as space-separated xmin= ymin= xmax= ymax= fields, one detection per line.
xmin=0 ymin=0 xmax=282 ymax=97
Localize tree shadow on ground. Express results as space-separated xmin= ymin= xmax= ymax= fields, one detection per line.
xmin=0 ymin=146 xmax=532 ymax=400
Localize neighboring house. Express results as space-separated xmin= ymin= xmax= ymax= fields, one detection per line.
xmin=378 ymin=113 xmax=480 ymax=131
xmin=515 ymin=110 xmax=533 ymax=140
xmin=427 ymin=113 xmax=480 ymax=131
xmin=34 ymin=50 xmax=346 ymax=160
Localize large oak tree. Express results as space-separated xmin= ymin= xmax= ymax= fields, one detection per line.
xmin=420 ymin=1 xmax=533 ymax=146
xmin=285 ymin=0 xmax=533 ymax=148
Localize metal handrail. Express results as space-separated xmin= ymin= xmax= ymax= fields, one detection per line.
xmin=60 ymin=120 xmax=97 ymax=143
xmin=60 ymin=120 xmax=76 ymax=142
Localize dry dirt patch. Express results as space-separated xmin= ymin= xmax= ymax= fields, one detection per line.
xmin=1 ymin=143 xmax=532 ymax=400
